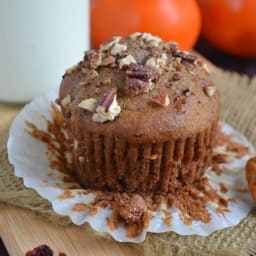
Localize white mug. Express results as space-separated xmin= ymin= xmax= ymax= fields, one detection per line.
xmin=0 ymin=0 xmax=89 ymax=102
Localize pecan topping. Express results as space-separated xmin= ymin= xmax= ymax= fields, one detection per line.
xmin=60 ymin=94 xmax=71 ymax=107
xmin=145 ymin=53 xmax=168 ymax=72
xmin=83 ymin=50 xmax=102 ymax=69
xmin=127 ymin=63 xmax=159 ymax=82
xmin=173 ymin=51 xmax=197 ymax=63
xmin=93 ymin=88 xmax=121 ymax=123
xmin=165 ymin=41 xmax=178 ymax=54
xmin=101 ymin=56 xmax=116 ymax=66
xmin=119 ymin=54 xmax=136 ymax=69
xmin=79 ymin=70 xmax=98 ymax=86
xmin=204 ymin=86 xmax=216 ymax=97
xmin=126 ymin=63 xmax=159 ymax=96
xmin=78 ymin=97 xmax=97 ymax=112
xmin=110 ymin=43 xmax=127 ymax=55
xmin=118 ymin=195 xmax=146 ymax=224
xmin=126 ymin=78 xmax=149 ymax=96
xmin=99 ymin=36 xmax=121 ymax=52
xmin=97 ymin=88 xmax=117 ymax=111
xmin=151 ymin=92 xmax=170 ymax=107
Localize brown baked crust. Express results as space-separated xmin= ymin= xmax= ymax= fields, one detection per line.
xmin=58 ymin=33 xmax=220 ymax=194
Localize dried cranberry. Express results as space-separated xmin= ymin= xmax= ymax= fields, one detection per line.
xmin=26 ymin=244 xmax=53 ymax=256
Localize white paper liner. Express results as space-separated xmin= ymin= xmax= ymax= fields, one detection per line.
xmin=7 ymin=90 xmax=255 ymax=243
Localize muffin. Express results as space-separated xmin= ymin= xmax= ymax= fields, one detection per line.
xmin=58 ymin=32 xmax=220 ymax=195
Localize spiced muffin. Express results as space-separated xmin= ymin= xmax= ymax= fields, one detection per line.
xmin=58 ymin=32 xmax=220 ymax=195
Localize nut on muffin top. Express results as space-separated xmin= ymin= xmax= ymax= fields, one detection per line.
xmin=59 ymin=32 xmax=219 ymax=143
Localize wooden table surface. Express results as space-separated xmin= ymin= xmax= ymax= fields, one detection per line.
xmin=0 ymin=103 xmax=142 ymax=256
xmin=0 ymin=205 xmax=142 ymax=256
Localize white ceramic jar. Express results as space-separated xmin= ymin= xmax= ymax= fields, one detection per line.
xmin=0 ymin=0 xmax=89 ymax=102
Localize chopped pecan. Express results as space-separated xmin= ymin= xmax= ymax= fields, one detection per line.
xmin=97 ymin=87 xmax=117 ymax=111
xmin=126 ymin=63 xmax=159 ymax=82
xmin=110 ymin=43 xmax=127 ymax=55
xmin=99 ymin=36 xmax=121 ymax=52
xmin=79 ymin=70 xmax=99 ymax=86
xmin=204 ymin=86 xmax=216 ymax=97
xmin=119 ymin=54 xmax=136 ymax=69
xmin=129 ymin=32 xmax=141 ymax=40
xmin=145 ymin=53 xmax=168 ymax=71
xmin=151 ymin=92 xmax=170 ymax=107
xmin=141 ymin=33 xmax=162 ymax=46
xmin=83 ymin=50 xmax=102 ymax=69
xmin=93 ymin=88 xmax=121 ymax=123
xmin=173 ymin=51 xmax=197 ymax=63
xmin=126 ymin=77 xmax=149 ymax=96
xmin=60 ymin=94 xmax=71 ymax=107
xmin=165 ymin=41 xmax=178 ymax=54
xmin=126 ymin=63 xmax=159 ymax=96
xmin=101 ymin=56 xmax=116 ymax=66
xmin=118 ymin=194 xmax=146 ymax=224
xmin=78 ymin=97 xmax=97 ymax=112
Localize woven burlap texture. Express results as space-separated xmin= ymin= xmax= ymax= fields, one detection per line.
xmin=1 ymin=69 xmax=256 ymax=256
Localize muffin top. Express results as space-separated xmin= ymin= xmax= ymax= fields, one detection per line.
xmin=59 ymin=32 xmax=220 ymax=143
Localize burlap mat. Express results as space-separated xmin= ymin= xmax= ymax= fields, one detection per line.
xmin=1 ymin=68 xmax=256 ymax=256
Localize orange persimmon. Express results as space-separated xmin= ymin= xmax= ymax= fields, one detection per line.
xmin=198 ymin=0 xmax=256 ymax=57
xmin=91 ymin=0 xmax=201 ymax=50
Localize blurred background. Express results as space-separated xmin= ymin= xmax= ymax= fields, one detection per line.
xmin=91 ymin=0 xmax=256 ymax=77
xmin=1 ymin=0 xmax=256 ymax=103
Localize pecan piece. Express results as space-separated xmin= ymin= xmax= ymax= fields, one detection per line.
xmin=93 ymin=88 xmax=121 ymax=123
xmin=173 ymin=51 xmax=197 ymax=63
xmin=78 ymin=97 xmax=97 ymax=112
xmin=83 ymin=50 xmax=102 ymax=69
xmin=60 ymin=94 xmax=71 ymax=107
xmin=145 ymin=53 xmax=168 ymax=72
xmin=79 ymin=70 xmax=98 ymax=86
xmin=126 ymin=63 xmax=159 ymax=82
xmin=118 ymin=194 xmax=146 ymax=224
xmin=126 ymin=77 xmax=150 ymax=96
xmin=204 ymin=86 xmax=216 ymax=97
xmin=101 ymin=56 xmax=116 ymax=66
xmin=151 ymin=92 xmax=170 ymax=107
xmin=119 ymin=54 xmax=136 ymax=69
xmin=99 ymin=36 xmax=121 ymax=52
xmin=126 ymin=63 xmax=159 ymax=96
xmin=110 ymin=43 xmax=127 ymax=55
xmin=97 ymin=87 xmax=117 ymax=111
xmin=164 ymin=41 xmax=178 ymax=54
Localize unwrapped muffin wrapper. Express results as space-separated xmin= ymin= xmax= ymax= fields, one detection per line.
xmin=7 ymin=90 xmax=255 ymax=243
